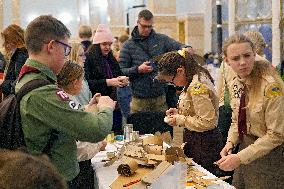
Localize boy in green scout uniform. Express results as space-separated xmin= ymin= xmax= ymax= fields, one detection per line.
xmin=15 ymin=15 xmax=116 ymax=188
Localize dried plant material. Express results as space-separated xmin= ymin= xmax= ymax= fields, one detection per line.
xmin=144 ymin=145 xmax=163 ymax=155
xmin=104 ymin=144 xmax=126 ymax=167
xmin=165 ymin=146 xmax=186 ymax=157
xmin=106 ymin=152 xmax=116 ymax=159
xmin=185 ymin=158 xmax=193 ymax=165
xmin=142 ymin=161 xmax=171 ymax=184
xmin=161 ymin=131 xmax=172 ymax=144
xmin=217 ymin=176 xmax=231 ymax=180
xmin=145 ymin=159 xmax=159 ymax=165
xmin=145 ymin=154 xmax=165 ymax=162
xmin=124 ymin=144 xmax=145 ymax=158
xmin=142 ymin=136 xmax=163 ymax=146
xmin=117 ymin=159 xmax=138 ymax=177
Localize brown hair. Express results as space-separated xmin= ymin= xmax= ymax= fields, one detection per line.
xmin=0 ymin=149 xmax=67 ymax=189
xmin=78 ymin=25 xmax=92 ymax=39
xmin=138 ymin=9 xmax=153 ymax=20
xmin=25 ymin=15 xmax=71 ymax=54
xmin=156 ymin=51 xmax=214 ymax=89
xmin=1 ymin=24 xmax=25 ymax=52
xmin=57 ymin=61 xmax=84 ymax=88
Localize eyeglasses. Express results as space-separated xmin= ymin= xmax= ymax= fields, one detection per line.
xmin=55 ymin=40 xmax=72 ymax=56
xmin=154 ymin=72 xmax=176 ymax=85
xmin=170 ymin=72 xmax=177 ymax=84
xmin=138 ymin=21 xmax=153 ymax=29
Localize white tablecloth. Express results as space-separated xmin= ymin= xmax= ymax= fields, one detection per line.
xmin=91 ymin=141 xmax=235 ymax=189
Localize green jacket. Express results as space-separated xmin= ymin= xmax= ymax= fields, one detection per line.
xmin=15 ymin=59 xmax=113 ymax=181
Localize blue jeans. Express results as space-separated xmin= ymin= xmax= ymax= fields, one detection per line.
xmin=116 ymin=86 xmax=131 ymax=118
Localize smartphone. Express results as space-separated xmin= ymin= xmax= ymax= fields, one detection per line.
xmin=149 ymin=60 xmax=157 ymax=69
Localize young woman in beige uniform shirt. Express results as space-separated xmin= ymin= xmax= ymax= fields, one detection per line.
xmin=155 ymin=50 xmax=224 ymax=176
xmin=217 ymin=33 xmax=284 ymax=189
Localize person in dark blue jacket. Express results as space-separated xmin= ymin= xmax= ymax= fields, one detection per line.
xmin=119 ymin=9 xmax=193 ymax=113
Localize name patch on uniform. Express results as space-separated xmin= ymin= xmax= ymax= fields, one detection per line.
xmin=190 ymin=83 xmax=209 ymax=96
xmin=56 ymin=90 xmax=69 ymax=101
xmin=69 ymin=101 xmax=80 ymax=110
xmin=265 ymin=83 xmax=283 ymax=99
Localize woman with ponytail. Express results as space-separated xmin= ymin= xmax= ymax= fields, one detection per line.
xmin=155 ymin=49 xmax=223 ymax=176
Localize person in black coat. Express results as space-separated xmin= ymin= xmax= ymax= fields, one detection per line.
xmin=1 ymin=24 xmax=28 ymax=97
xmin=85 ymin=24 xmax=129 ymax=133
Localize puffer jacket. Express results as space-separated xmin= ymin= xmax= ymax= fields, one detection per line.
xmin=119 ymin=26 xmax=184 ymax=98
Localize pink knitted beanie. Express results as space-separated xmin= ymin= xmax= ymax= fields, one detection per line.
xmin=92 ymin=24 xmax=114 ymax=44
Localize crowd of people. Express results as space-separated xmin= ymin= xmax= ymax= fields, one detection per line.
xmin=0 ymin=8 xmax=283 ymax=189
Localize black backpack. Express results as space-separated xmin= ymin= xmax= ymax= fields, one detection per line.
xmin=0 ymin=79 xmax=51 ymax=150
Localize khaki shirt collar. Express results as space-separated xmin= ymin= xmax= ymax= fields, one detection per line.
xmin=236 ymin=76 xmax=253 ymax=87
xmin=26 ymin=58 xmax=57 ymax=82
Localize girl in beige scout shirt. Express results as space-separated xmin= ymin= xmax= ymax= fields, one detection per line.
xmin=155 ymin=50 xmax=223 ymax=176
xmin=217 ymin=33 xmax=284 ymax=189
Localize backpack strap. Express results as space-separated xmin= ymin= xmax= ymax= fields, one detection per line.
xmin=16 ymin=79 xmax=51 ymax=101
xmin=16 ymin=79 xmax=58 ymax=154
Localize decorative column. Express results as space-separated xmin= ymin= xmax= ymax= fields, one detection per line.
xmin=228 ymin=0 xmax=235 ymax=36
xmin=204 ymin=0 xmax=212 ymax=53
xmin=107 ymin=0 xmax=125 ymax=36
xmin=272 ymin=0 xmax=281 ymax=67
xmin=0 ymin=0 xmax=3 ymax=32
xmin=11 ymin=0 xmax=20 ymax=25
xmin=77 ymin=0 xmax=90 ymax=26
xmin=147 ymin=0 xmax=178 ymax=40
xmin=89 ymin=0 xmax=101 ymax=31
xmin=216 ymin=0 xmax=222 ymax=54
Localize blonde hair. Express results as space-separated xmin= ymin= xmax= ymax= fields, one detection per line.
xmin=118 ymin=34 xmax=129 ymax=43
xmin=69 ymin=42 xmax=84 ymax=63
xmin=244 ymin=31 xmax=266 ymax=56
xmin=222 ymin=33 xmax=255 ymax=57
xmin=223 ymin=33 xmax=283 ymax=107
xmin=57 ymin=61 xmax=84 ymax=88
xmin=78 ymin=25 xmax=92 ymax=39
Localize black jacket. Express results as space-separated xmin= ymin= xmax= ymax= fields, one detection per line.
xmin=1 ymin=47 xmax=28 ymax=97
xmin=84 ymin=44 xmax=122 ymax=98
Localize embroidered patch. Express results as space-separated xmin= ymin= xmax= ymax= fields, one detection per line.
xmin=56 ymin=90 xmax=69 ymax=101
xmin=190 ymin=83 xmax=209 ymax=95
xmin=265 ymin=83 xmax=283 ymax=99
xmin=232 ymin=84 xmax=244 ymax=99
xmin=69 ymin=101 xmax=80 ymax=110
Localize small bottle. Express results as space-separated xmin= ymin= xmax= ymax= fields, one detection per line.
xmin=123 ymin=124 xmax=133 ymax=142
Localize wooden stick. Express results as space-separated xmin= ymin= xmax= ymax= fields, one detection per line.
xmin=123 ymin=179 xmax=141 ymax=187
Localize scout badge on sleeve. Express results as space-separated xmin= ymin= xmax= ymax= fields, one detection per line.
xmin=69 ymin=101 xmax=80 ymax=110
xmin=56 ymin=90 xmax=69 ymax=101
xmin=190 ymin=83 xmax=209 ymax=96
xmin=265 ymin=83 xmax=283 ymax=99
